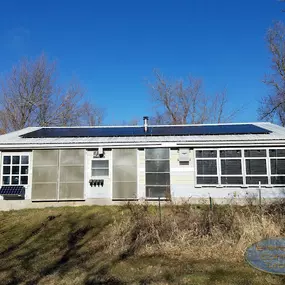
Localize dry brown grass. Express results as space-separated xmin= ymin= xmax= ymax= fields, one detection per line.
xmin=1 ymin=202 xmax=285 ymax=284
xmin=104 ymin=200 xmax=285 ymax=263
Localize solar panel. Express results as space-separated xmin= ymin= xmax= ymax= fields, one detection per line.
xmin=0 ymin=186 xmax=25 ymax=196
xmin=21 ymin=124 xmax=271 ymax=138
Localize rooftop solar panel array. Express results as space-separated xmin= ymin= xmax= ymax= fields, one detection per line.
xmin=0 ymin=186 xmax=25 ymax=196
xmin=20 ymin=124 xmax=271 ymax=138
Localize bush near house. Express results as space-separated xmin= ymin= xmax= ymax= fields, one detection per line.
xmin=0 ymin=202 xmax=285 ymax=284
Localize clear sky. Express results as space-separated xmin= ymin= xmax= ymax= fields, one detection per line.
xmin=0 ymin=0 xmax=283 ymax=125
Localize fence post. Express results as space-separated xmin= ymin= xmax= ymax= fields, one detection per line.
xmin=258 ymin=181 xmax=262 ymax=207
xmin=158 ymin=196 xmax=162 ymax=224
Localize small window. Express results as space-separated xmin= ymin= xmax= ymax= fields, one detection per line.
xmin=271 ymin=159 xmax=285 ymax=175
xmin=221 ymin=159 xmax=242 ymax=175
xmin=221 ymin=176 xmax=243 ymax=185
xmin=197 ymin=176 xmax=218 ymax=184
xmin=220 ymin=150 xmax=241 ymax=158
xmin=246 ymin=159 xmax=267 ymax=175
xmin=2 ymin=154 xmax=29 ymax=185
xmin=244 ymin=149 xmax=266 ymax=157
xmin=197 ymin=160 xmax=217 ymax=175
xmin=246 ymin=176 xmax=268 ymax=185
xmin=91 ymin=160 xmax=109 ymax=177
xmin=196 ymin=150 xmax=217 ymax=158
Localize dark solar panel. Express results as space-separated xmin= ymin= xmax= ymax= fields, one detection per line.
xmin=0 ymin=186 xmax=25 ymax=196
xmin=21 ymin=124 xmax=271 ymax=138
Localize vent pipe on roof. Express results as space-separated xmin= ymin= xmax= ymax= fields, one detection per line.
xmin=143 ymin=116 xmax=149 ymax=133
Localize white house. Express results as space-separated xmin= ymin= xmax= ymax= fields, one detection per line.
xmin=0 ymin=117 xmax=285 ymax=210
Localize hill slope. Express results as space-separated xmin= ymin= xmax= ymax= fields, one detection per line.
xmin=0 ymin=204 xmax=284 ymax=285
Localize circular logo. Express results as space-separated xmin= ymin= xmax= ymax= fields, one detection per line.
xmin=245 ymin=238 xmax=285 ymax=275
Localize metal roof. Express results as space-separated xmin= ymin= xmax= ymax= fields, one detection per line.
xmin=0 ymin=122 xmax=284 ymax=149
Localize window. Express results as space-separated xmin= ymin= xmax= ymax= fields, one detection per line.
xmin=245 ymin=149 xmax=268 ymax=185
xmin=145 ymin=148 xmax=170 ymax=198
xmin=91 ymin=160 xmax=109 ymax=176
xmin=2 ymin=154 xmax=29 ymax=185
xmin=196 ymin=150 xmax=218 ymax=185
xmin=220 ymin=149 xmax=243 ymax=185
xmin=195 ymin=148 xmax=277 ymax=186
xmin=270 ymin=149 xmax=285 ymax=184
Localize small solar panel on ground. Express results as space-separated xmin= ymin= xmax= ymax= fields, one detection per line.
xmin=21 ymin=124 xmax=271 ymax=138
xmin=0 ymin=186 xmax=25 ymax=196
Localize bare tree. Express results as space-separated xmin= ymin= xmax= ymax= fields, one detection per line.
xmin=258 ymin=22 xmax=285 ymax=126
xmin=0 ymin=54 xmax=104 ymax=132
xmin=148 ymin=70 xmax=238 ymax=125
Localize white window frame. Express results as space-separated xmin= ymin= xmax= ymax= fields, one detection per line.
xmin=91 ymin=159 xmax=110 ymax=178
xmin=194 ymin=147 xmax=285 ymax=188
xmin=1 ymin=152 xmax=31 ymax=187
xmin=269 ymin=148 xmax=285 ymax=185
xmin=195 ymin=150 xmax=219 ymax=185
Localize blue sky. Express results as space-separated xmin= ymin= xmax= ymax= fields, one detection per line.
xmin=0 ymin=0 xmax=283 ymax=124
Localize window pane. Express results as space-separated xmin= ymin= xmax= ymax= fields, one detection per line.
xmin=12 ymin=166 xmax=19 ymax=174
xmin=270 ymin=149 xmax=285 ymax=157
xmin=146 ymin=173 xmax=170 ymax=186
xmin=92 ymin=160 xmax=109 ymax=168
xmin=221 ymin=159 xmax=242 ymax=175
xmin=20 ymin=176 xmax=28 ymax=185
xmin=246 ymin=176 xmax=268 ymax=184
xmin=11 ymin=176 xmax=19 ymax=185
xmin=21 ymin=156 xmax=29 ymax=164
xmin=12 ymin=156 xmax=20 ymax=164
xmin=220 ymin=150 xmax=241 ymax=157
xmin=246 ymin=159 xmax=267 ymax=175
xmin=271 ymin=159 xmax=285 ymax=174
xmin=3 ymin=166 xmax=10 ymax=174
xmin=197 ymin=160 xmax=217 ymax=175
xmin=197 ymin=176 xmax=218 ymax=184
xmin=21 ymin=166 xmax=29 ymax=175
xmin=271 ymin=176 xmax=285 ymax=185
xmin=221 ymin=176 xmax=243 ymax=185
xmin=146 ymin=186 xmax=170 ymax=198
xmin=145 ymin=148 xmax=169 ymax=160
xmin=244 ymin=150 xmax=266 ymax=157
xmin=196 ymin=150 xmax=217 ymax=158
xmin=3 ymin=176 xmax=10 ymax=185
xmin=92 ymin=169 xmax=109 ymax=176
xmin=3 ymin=156 xmax=11 ymax=165
xmin=146 ymin=160 xmax=169 ymax=172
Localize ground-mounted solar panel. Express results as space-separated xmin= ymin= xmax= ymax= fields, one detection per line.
xmin=21 ymin=124 xmax=271 ymax=138
xmin=0 ymin=186 xmax=25 ymax=196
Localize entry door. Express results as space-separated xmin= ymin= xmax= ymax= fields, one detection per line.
xmin=112 ymin=149 xmax=137 ymax=199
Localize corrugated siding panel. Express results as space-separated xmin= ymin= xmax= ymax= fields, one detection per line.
xmin=32 ymin=150 xmax=59 ymax=200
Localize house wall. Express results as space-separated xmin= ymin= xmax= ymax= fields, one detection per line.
xmin=1 ymin=146 xmax=285 ymax=210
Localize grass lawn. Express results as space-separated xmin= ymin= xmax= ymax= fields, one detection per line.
xmin=0 ymin=205 xmax=284 ymax=284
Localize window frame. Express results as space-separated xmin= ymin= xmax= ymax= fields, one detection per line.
xmin=1 ymin=152 xmax=31 ymax=187
xmin=194 ymin=147 xmax=285 ymax=187
xmin=91 ymin=159 xmax=110 ymax=178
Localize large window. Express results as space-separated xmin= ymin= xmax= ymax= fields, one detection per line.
xmin=2 ymin=154 xmax=29 ymax=185
xmin=91 ymin=160 xmax=109 ymax=176
xmin=195 ymin=148 xmax=285 ymax=187
xmin=145 ymin=148 xmax=170 ymax=198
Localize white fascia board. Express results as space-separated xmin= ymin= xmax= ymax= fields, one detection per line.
xmin=1 ymin=139 xmax=285 ymax=150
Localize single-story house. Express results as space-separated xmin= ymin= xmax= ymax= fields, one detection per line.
xmin=1 ymin=117 xmax=285 ymax=210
